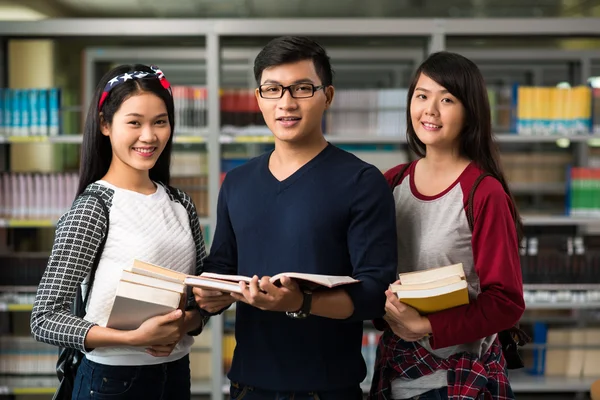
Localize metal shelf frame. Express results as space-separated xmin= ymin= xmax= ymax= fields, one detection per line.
xmin=1 ymin=18 xmax=600 ymax=37
xmin=2 ymin=17 xmax=600 ymax=400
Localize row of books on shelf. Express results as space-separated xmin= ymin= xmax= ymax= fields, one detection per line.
xmin=0 ymin=88 xmax=60 ymax=137
xmin=172 ymin=86 xmax=208 ymax=136
xmin=4 ymin=84 xmax=598 ymax=139
xmin=0 ymin=253 xmax=47 ymax=286
xmin=523 ymin=289 xmax=600 ymax=305
xmin=0 ymin=334 xmax=212 ymax=379
xmin=502 ymin=152 xmax=571 ymax=186
xmin=220 ymin=88 xmax=409 ymax=137
xmin=170 ymin=176 xmax=209 ymax=217
xmin=529 ymin=324 xmax=600 ymax=378
xmin=514 ymin=85 xmax=598 ymax=135
xmin=325 ymin=89 xmax=408 ymax=137
xmin=0 ymin=172 xmax=209 ymax=221
xmin=0 ymin=292 xmax=35 ymax=307
xmin=567 ymin=167 xmax=600 ymax=216
xmin=520 ymin=235 xmax=600 ymax=284
xmin=0 ymin=172 xmax=78 ymax=220
xmin=0 ymin=337 xmax=56 ymax=375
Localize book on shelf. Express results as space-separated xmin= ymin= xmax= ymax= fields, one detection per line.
xmin=106 ymin=259 xmax=360 ymax=329
xmin=0 ymin=88 xmax=60 ymax=137
xmin=513 ymin=84 xmax=592 ymax=135
xmin=389 ymin=263 xmax=469 ymax=314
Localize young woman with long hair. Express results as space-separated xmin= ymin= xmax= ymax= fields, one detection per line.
xmin=31 ymin=64 xmax=207 ymax=400
xmin=369 ymin=51 xmax=525 ymax=400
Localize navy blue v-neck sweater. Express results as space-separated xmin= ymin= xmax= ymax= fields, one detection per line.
xmin=203 ymin=143 xmax=398 ymax=391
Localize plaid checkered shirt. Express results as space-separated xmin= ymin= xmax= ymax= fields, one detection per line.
xmin=368 ymin=326 xmax=515 ymax=400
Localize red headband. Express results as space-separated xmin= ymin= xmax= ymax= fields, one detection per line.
xmin=98 ymin=65 xmax=172 ymax=110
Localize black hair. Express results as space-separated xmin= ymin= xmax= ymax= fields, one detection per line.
xmin=406 ymin=51 xmax=524 ymax=242
xmin=77 ymin=64 xmax=175 ymax=196
xmin=253 ymin=36 xmax=334 ymax=86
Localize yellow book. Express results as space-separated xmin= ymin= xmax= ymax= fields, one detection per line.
xmin=390 ymin=263 xmax=469 ymax=314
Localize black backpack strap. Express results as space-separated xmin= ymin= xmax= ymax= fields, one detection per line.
xmin=464 ymin=172 xmax=531 ymax=368
xmin=166 ymin=185 xmax=183 ymax=203
xmin=389 ymin=162 xmax=413 ymax=190
xmin=77 ymin=191 xmax=110 ymax=314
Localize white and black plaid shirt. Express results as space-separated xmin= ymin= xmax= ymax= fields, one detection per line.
xmin=30 ymin=182 xmax=208 ymax=352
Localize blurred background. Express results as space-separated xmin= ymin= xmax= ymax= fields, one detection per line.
xmin=0 ymin=1 xmax=600 ymax=399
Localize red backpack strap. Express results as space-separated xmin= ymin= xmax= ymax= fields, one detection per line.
xmin=466 ymin=172 xmax=492 ymax=233
xmin=389 ymin=161 xmax=413 ymax=190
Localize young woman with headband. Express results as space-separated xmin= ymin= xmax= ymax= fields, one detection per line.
xmin=31 ymin=64 xmax=207 ymax=400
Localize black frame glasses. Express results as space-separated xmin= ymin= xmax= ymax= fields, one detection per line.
xmin=258 ymin=83 xmax=326 ymax=99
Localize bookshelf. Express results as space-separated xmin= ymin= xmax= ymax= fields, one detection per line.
xmin=0 ymin=17 xmax=600 ymax=399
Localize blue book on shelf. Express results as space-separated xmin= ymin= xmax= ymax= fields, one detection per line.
xmin=12 ymin=89 xmax=22 ymax=137
xmin=0 ymin=88 xmax=4 ymax=136
xmin=3 ymin=89 xmax=11 ymax=136
xmin=529 ymin=321 xmax=548 ymax=376
xmin=510 ymin=83 xmax=519 ymax=134
xmin=39 ymin=89 xmax=49 ymax=136
xmin=29 ymin=89 xmax=39 ymax=136
xmin=21 ymin=89 xmax=30 ymax=137
xmin=48 ymin=88 xmax=60 ymax=136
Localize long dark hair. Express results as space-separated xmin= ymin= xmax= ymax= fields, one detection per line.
xmin=77 ymin=64 xmax=175 ymax=196
xmin=406 ymin=51 xmax=524 ymax=242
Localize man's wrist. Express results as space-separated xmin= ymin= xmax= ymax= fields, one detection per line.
xmin=287 ymin=291 xmax=304 ymax=313
xmin=183 ymin=309 xmax=201 ymax=332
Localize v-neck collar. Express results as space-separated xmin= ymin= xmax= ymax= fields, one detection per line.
xmin=264 ymin=143 xmax=333 ymax=192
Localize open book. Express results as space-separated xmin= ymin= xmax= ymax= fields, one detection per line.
xmin=389 ymin=263 xmax=469 ymax=314
xmin=193 ymin=271 xmax=359 ymax=292
xmin=107 ymin=259 xmax=360 ymax=329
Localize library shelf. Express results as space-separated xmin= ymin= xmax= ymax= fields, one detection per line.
xmin=507 ymin=372 xmax=596 ymax=393
xmin=521 ymin=215 xmax=600 ymax=226
xmin=0 ymin=303 xmax=33 ymax=312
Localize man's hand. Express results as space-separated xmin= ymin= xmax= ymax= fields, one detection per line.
xmin=193 ymin=287 xmax=236 ymax=313
xmin=383 ymin=286 xmax=432 ymax=342
xmin=231 ymin=275 xmax=303 ymax=312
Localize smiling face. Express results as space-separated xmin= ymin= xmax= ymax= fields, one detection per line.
xmin=410 ymin=73 xmax=466 ymax=151
xmin=101 ymin=91 xmax=171 ymax=176
xmin=255 ymin=59 xmax=334 ymax=144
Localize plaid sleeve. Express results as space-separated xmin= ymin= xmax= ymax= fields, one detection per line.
xmin=175 ymin=188 xmax=210 ymax=336
xmin=30 ymin=193 xmax=109 ymax=352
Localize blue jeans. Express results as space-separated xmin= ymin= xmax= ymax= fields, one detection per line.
xmin=229 ymin=382 xmax=363 ymax=400
xmin=412 ymin=387 xmax=448 ymax=400
xmin=72 ymin=354 xmax=190 ymax=400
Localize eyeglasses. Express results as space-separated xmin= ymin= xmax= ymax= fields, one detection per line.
xmin=258 ymin=83 xmax=325 ymax=99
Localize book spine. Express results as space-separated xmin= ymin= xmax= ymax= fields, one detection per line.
xmin=39 ymin=89 xmax=49 ymax=137
xmin=48 ymin=88 xmax=60 ymax=136
xmin=29 ymin=89 xmax=40 ymax=136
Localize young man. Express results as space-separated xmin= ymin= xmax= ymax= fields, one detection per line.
xmin=194 ymin=36 xmax=398 ymax=399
